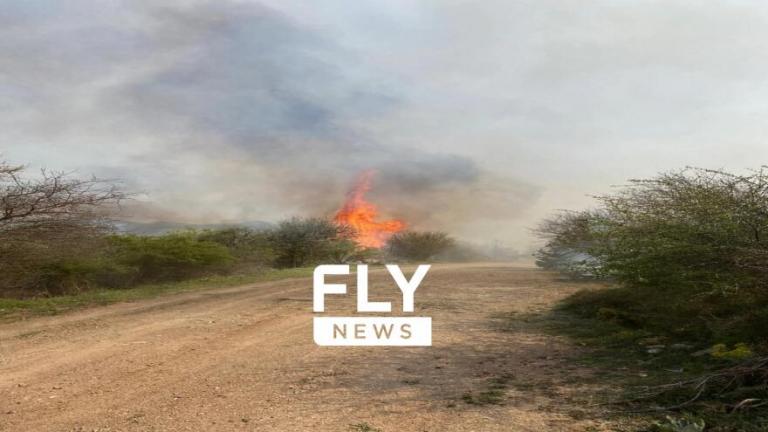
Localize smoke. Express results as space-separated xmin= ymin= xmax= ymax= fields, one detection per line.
xmin=0 ymin=0 xmax=540 ymax=242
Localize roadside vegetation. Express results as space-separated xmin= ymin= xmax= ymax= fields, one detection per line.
xmin=386 ymin=231 xmax=455 ymax=261
xmin=535 ymin=167 xmax=768 ymax=431
xmin=0 ymin=159 xmax=458 ymax=317
xmin=0 ymin=267 xmax=313 ymax=321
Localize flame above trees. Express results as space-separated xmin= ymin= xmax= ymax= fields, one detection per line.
xmin=334 ymin=170 xmax=405 ymax=248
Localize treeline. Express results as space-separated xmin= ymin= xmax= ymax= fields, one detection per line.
xmin=0 ymin=161 xmax=458 ymax=298
xmin=536 ymin=167 xmax=768 ymax=348
xmin=4 ymin=221 xmax=348 ymax=296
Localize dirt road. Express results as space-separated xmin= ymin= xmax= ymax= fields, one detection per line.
xmin=0 ymin=264 xmax=619 ymax=431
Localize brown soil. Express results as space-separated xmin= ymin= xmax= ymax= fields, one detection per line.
xmin=0 ymin=264 xmax=624 ymax=431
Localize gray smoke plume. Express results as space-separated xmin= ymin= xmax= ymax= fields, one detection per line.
xmin=0 ymin=0 xmax=540 ymax=243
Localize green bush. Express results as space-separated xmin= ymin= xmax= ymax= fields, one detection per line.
xmin=35 ymin=259 xmax=140 ymax=294
xmin=197 ymin=227 xmax=275 ymax=267
xmin=108 ymin=232 xmax=234 ymax=282
xmin=539 ymin=167 xmax=768 ymax=347
xmin=37 ymin=260 xmax=101 ymax=295
xmin=0 ymin=232 xmax=111 ymax=297
xmin=387 ymin=231 xmax=455 ymax=261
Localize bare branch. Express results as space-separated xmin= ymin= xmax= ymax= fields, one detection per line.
xmin=0 ymin=161 xmax=127 ymax=232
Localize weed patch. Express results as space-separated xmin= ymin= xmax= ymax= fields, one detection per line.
xmin=349 ymin=422 xmax=381 ymax=432
xmin=497 ymin=302 xmax=768 ymax=431
xmin=461 ymin=374 xmax=513 ymax=405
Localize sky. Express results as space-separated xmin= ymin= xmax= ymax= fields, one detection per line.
xmin=3 ymin=0 xmax=768 ymax=251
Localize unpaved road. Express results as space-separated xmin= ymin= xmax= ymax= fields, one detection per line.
xmin=0 ymin=264 xmax=621 ymax=431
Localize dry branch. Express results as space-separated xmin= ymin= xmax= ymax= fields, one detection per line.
xmin=617 ymin=357 xmax=768 ymax=413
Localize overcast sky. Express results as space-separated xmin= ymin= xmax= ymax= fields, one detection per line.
xmin=3 ymin=0 xmax=768 ymax=249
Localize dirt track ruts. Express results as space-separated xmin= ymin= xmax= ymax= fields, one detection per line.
xmin=0 ymin=263 xmax=621 ymax=431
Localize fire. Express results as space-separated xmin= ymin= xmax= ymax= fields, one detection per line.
xmin=334 ymin=170 xmax=406 ymax=248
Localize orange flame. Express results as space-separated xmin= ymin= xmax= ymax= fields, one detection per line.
xmin=334 ymin=170 xmax=406 ymax=248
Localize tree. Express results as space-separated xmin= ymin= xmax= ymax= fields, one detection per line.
xmin=267 ymin=217 xmax=356 ymax=268
xmin=536 ymin=167 xmax=768 ymax=341
xmin=537 ymin=168 xmax=768 ymax=412
xmin=387 ymin=231 xmax=455 ymax=261
xmin=0 ymin=160 xmax=126 ymax=295
xmin=1 ymin=160 xmax=126 ymax=238
xmin=534 ymin=210 xmax=603 ymax=277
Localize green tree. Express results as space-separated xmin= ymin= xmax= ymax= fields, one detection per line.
xmin=267 ymin=217 xmax=355 ymax=268
xmin=536 ymin=167 xmax=768 ymax=342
